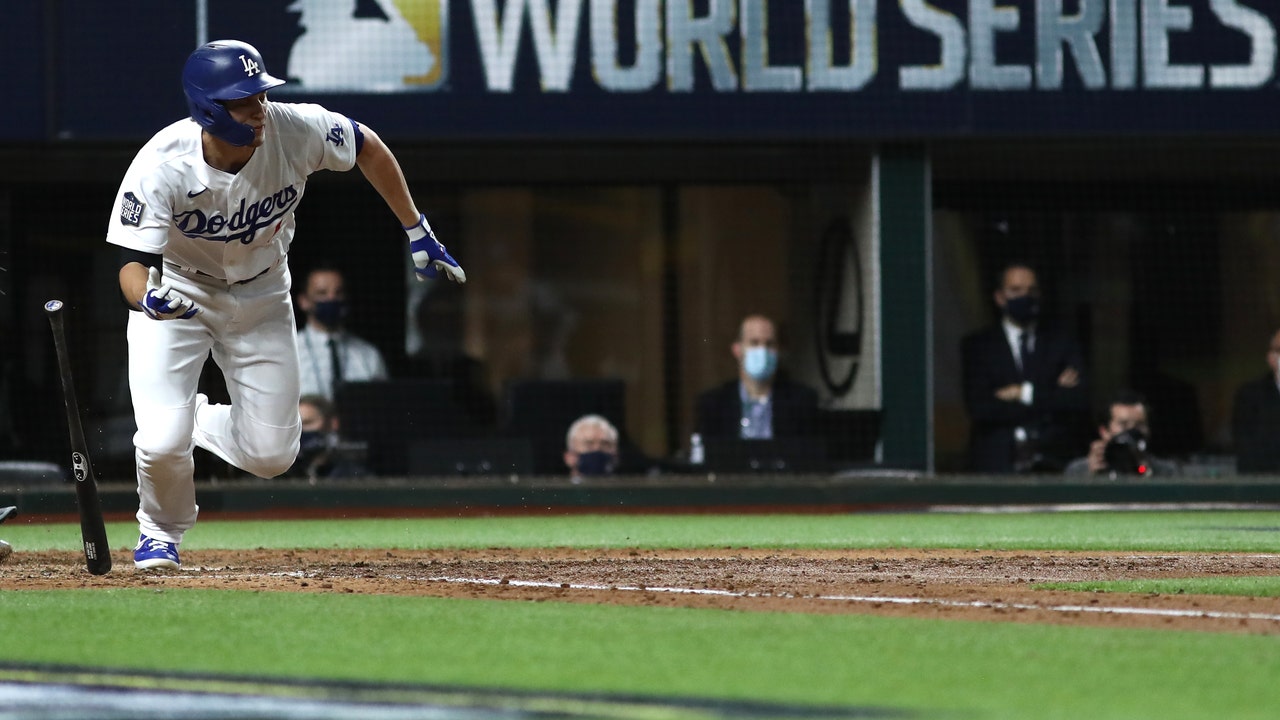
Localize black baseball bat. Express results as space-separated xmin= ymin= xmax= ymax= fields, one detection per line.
xmin=44 ymin=300 xmax=112 ymax=575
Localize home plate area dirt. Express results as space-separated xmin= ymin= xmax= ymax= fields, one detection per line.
xmin=4 ymin=548 xmax=1280 ymax=634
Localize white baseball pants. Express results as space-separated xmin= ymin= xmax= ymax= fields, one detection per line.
xmin=127 ymin=261 xmax=301 ymax=543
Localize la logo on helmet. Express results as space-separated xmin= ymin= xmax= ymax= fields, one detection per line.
xmin=239 ymin=54 xmax=261 ymax=77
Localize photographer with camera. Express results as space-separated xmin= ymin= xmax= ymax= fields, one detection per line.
xmin=1064 ymin=389 xmax=1180 ymax=478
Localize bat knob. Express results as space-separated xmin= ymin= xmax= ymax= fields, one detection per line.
xmin=44 ymin=299 xmax=64 ymax=313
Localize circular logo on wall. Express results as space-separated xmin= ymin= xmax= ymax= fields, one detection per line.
xmin=813 ymin=217 xmax=862 ymax=397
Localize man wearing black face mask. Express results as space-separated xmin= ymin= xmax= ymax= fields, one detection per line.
xmin=296 ymin=266 xmax=389 ymax=401
xmin=563 ymin=414 xmax=619 ymax=484
xmin=961 ymin=262 xmax=1088 ymax=473
xmin=285 ymin=394 xmax=370 ymax=482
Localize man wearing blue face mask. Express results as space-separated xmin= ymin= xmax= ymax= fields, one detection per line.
xmin=296 ymin=266 xmax=389 ymax=401
xmin=961 ymin=262 xmax=1088 ymax=473
xmin=695 ymin=314 xmax=819 ymax=441
xmin=563 ymin=414 xmax=620 ymax=483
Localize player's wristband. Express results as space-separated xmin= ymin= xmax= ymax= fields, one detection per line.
xmin=403 ymin=214 xmax=432 ymax=242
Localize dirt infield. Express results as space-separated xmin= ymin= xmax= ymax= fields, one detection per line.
xmin=4 ymin=547 xmax=1280 ymax=635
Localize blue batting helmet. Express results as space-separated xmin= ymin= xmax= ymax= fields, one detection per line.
xmin=182 ymin=40 xmax=285 ymax=146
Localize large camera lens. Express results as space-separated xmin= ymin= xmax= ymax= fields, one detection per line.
xmin=1103 ymin=428 xmax=1149 ymax=475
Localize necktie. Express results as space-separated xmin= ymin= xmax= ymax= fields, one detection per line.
xmin=328 ymin=337 xmax=344 ymax=398
xmin=1018 ymin=331 xmax=1032 ymax=376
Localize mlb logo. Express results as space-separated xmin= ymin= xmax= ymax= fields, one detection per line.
xmin=280 ymin=0 xmax=447 ymax=93
xmin=120 ymin=192 xmax=144 ymax=227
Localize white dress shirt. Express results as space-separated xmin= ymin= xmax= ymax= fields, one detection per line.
xmin=297 ymin=324 xmax=389 ymax=401
xmin=1001 ymin=318 xmax=1035 ymax=406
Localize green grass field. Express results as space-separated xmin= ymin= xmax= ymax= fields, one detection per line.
xmin=9 ymin=510 xmax=1280 ymax=553
xmin=3 ymin=510 xmax=1280 ymax=719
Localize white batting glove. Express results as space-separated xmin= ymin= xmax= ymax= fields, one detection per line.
xmin=139 ymin=266 xmax=199 ymax=320
xmin=405 ymin=214 xmax=466 ymax=284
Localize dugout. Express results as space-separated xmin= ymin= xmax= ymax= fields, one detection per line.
xmin=2 ymin=2 xmax=1280 ymax=484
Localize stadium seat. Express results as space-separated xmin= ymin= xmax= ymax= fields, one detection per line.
xmin=499 ymin=379 xmax=631 ymax=476
xmin=335 ymin=379 xmax=476 ymax=477
xmin=0 ymin=460 xmax=68 ymax=486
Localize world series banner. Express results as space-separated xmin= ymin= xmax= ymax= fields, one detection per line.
xmin=32 ymin=0 xmax=1280 ymax=141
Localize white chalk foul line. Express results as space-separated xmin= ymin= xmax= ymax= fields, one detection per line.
xmin=423 ymin=575 xmax=1280 ymax=624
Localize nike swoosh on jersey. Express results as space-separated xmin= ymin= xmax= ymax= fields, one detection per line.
xmin=187 ymin=188 xmax=208 ymax=198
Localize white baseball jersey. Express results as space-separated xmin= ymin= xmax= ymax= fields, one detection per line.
xmin=110 ymin=101 xmax=361 ymax=545
xmin=107 ymin=102 xmax=358 ymax=282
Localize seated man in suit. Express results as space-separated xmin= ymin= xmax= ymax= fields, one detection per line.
xmin=695 ymin=314 xmax=819 ymax=441
xmin=961 ymin=262 xmax=1088 ymax=473
xmin=1232 ymin=328 xmax=1280 ymax=474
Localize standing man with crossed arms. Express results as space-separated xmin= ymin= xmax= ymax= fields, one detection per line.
xmin=107 ymin=40 xmax=464 ymax=570
xmin=961 ymin=262 xmax=1086 ymax=473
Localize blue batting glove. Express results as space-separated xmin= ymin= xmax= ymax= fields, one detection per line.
xmin=404 ymin=214 xmax=466 ymax=284
xmin=139 ymin=267 xmax=198 ymax=320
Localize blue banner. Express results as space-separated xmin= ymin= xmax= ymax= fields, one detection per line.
xmin=38 ymin=0 xmax=1280 ymax=141
xmin=1 ymin=2 xmax=46 ymax=140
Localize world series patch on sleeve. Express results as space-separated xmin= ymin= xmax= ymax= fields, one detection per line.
xmin=120 ymin=192 xmax=144 ymax=226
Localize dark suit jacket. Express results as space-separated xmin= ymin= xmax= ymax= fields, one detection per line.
xmin=695 ymin=377 xmax=819 ymax=440
xmin=961 ymin=323 xmax=1088 ymax=473
xmin=1232 ymin=374 xmax=1280 ymax=474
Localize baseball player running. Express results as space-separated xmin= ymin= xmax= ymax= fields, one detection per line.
xmin=107 ymin=40 xmax=464 ymax=570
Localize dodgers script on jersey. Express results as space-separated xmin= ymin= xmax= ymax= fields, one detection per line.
xmin=106 ymin=102 xmax=357 ymax=283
